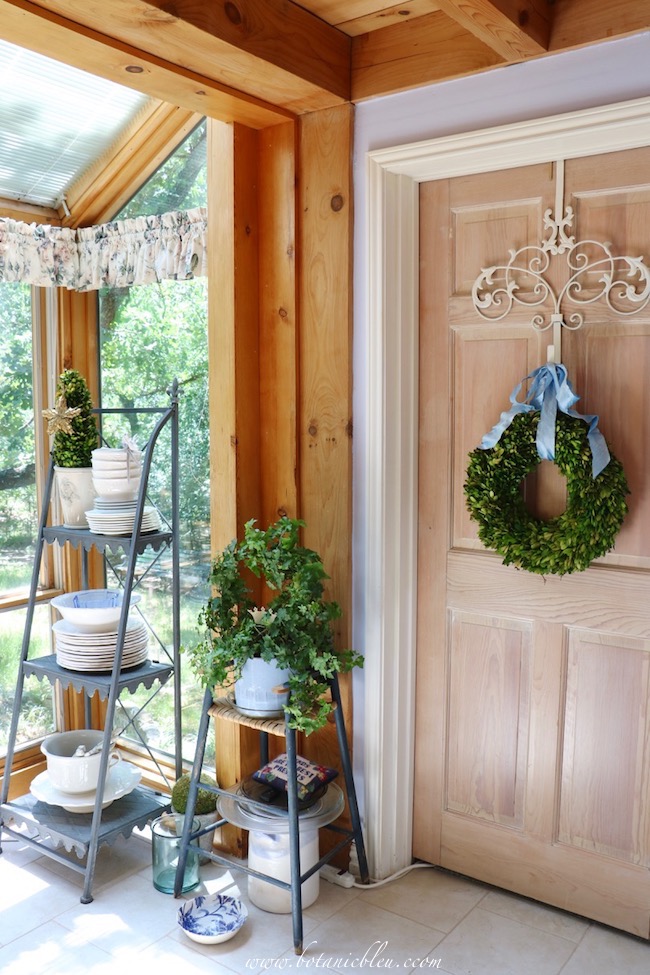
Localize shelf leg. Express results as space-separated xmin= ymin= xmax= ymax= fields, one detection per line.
xmin=330 ymin=675 xmax=370 ymax=884
xmin=1 ymin=461 xmax=54 ymax=810
xmin=285 ymin=721 xmax=303 ymax=954
xmin=174 ymin=685 xmax=213 ymax=896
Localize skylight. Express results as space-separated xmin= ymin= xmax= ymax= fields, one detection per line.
xmin=0 ymin=39 xmax=151 ymax=209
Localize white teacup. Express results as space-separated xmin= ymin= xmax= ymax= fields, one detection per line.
xmin=41 ymin=730 xmax=120 ymax=794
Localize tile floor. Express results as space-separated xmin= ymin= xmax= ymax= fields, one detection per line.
xmin=0 ymin=830 xmax=648 ymax=975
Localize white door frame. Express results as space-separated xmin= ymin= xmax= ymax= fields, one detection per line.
xmin=363 ymin=96 xmax=650 ymax=879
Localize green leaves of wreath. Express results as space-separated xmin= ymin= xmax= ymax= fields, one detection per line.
xmin=464 ymin=411 xmax=629 ymax=576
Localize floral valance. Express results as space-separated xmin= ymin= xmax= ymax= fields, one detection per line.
xmin=0 ymin=207 xmax=207 ymax=291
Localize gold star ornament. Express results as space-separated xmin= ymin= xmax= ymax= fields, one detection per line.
xmin=42 ymin=395 xmax=82 ymax=435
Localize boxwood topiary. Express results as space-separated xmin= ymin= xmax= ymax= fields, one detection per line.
xmin=51 ymin=369 xmax=98 ymax=468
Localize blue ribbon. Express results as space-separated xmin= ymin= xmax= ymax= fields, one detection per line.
xmin=478 ymin=363 xmax=610 ymax=478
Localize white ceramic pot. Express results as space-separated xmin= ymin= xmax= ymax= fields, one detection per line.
xmin=235 ymin=658 xmax=291 ymax=714
xmin=54 ymin=466 xmax=96 ymax=528
xmin=41 ymin=730 xmax=120 ymax=794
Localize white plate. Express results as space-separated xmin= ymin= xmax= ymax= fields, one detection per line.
xmin=85 ymin=505 xmax=155 ymax=519
xmin=55 ymin=639 xmax=148 ymax=659
xmin=54 ymin=637 xmax=149 ymax=657
xmin=93 ymin=499 xmax=138 ymax=511
xmin=86 ymin=509 xmax=160 ymax=535
xmin=30 ymin=761 xmax=142 ymax=813
xmin=86 ymin=514 xmax=158 ymax=526
xmin=53 ymin=617 xmax=146 ymax=641
xmin=56 ymin=646 xmax=149 ymax=672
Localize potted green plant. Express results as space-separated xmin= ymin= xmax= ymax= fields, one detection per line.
xmin=42 ymin=369 xmax=98 ymax=527
xmin=185 ymin=516 xmax=363 ymax=734
xmin=171 ymin=772 xmax=219 ymax=862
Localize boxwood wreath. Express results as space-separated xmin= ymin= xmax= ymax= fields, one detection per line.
xmin=464 ymin=411 xmax=629 ymax=576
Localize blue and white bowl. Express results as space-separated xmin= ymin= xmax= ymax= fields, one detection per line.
xmin=178 ymin=893 xmax=248 ymax=945
xmin=51 ymin=589 xmax=141 ymax=632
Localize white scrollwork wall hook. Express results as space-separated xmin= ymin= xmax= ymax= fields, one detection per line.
xmin=471 ymin=161 xmax=650 ymax=363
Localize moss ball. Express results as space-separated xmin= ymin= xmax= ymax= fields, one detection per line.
xmin=171 ymin=772 xmax=217 ymax=814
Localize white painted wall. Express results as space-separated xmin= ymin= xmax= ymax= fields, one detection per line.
xmin=351 ymin=32 xmax=650 ymax=836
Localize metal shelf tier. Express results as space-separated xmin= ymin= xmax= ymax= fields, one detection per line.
xmin=23 ymin=655 xmax=174 ymax=700
xmin=1 ymin=786 xmax=169 ymax=861
xmin=42 ymin=526 xmax=172 ymax=555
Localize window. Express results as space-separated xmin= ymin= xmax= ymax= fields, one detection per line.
xmin=0 ymin=283 xmax=55 ymax=754
xmin=97 ymin=121 xmax=211 ymax=765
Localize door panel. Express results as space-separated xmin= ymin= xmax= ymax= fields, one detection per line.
xmin=415 ymin=149 xmax=650 ymax=938
xmin=446 ymin=612 xmax=532 ymax=829
xmin=558 ymin=630 xmax=650 ymax=866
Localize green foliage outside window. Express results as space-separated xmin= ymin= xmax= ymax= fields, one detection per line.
xmin=98 ymin=119 xmax=212 ymax=764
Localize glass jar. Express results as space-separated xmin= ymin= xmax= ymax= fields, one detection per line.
xmin=151 ymin=813 xmax=200 ymax=894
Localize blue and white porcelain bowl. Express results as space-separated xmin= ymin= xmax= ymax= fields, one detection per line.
xmin=51 ymin=589 xmax=141 ymax=632
xmin=178 ymin=893 xmax=248 ymax=945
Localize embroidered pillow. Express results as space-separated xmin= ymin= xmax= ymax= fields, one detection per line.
xmin=252 ymin=753 xmax=338 ymax=801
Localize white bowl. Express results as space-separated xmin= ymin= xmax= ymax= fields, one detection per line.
xmin=178 ymin=894 xmax=248 ymax=945
xmin=92 ymin=447 xmax=142 ymax=463
xmin=93 ymin=467 xmax=142 ymax=481
xmin=41 ymin=730 xmax=120 ymax=794
xmin=92 ymin=478 xmax=141 ymax=499
xmin=92 ymin=458 xmax=142 ymax=473
xmin=51 ymin=589 xmax=141 ymax=632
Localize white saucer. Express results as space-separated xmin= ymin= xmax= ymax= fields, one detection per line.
xmin=30 ymin=761 xmax=142 ymax=813
xmin=226 ymin=689 xmax=286 ymax=719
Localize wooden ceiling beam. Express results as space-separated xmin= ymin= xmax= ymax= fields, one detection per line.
xmin=435 ymin=1 xmax=551 ymax=59
xmin=323 ymin=1 xmax=446 ymax=37
xmin=352 ymin=10 xmax=503 ymax=100
xmin=130 ymin=0 xmax=351 ymax=100
xmin=4 ymin=0 xmax=351 ymax=117
xmin=0 ymin=0 xmax=294 ymax=127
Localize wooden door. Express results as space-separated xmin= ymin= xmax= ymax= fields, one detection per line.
xmin=414 ymin=147 xmax=650 ymax=938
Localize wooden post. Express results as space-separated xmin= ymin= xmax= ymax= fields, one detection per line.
xmin=297 ymin=104 xmax=355 ymax=853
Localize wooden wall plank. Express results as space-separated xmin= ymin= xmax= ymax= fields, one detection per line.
xmin=258 ymin=122 xmax=299 ymax=528
xmin=206 ymin=118 xmax=261 ymax=854
xmin=352 ymin=10 xmax=502 ymax=100
xmin=551 ymin=0 xmax=650 ymax=51
xmin=297 ymin=105 xmax=354 ymax=832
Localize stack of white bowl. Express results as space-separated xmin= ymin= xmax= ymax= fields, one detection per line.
xmin=91 ymin=446 xmax=142 ymax=501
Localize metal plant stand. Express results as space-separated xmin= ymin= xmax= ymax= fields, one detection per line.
xmin=0 ymin=381 xmax=182 ymax=903
xmin=174 ymin=674 xmax=370 ymax=954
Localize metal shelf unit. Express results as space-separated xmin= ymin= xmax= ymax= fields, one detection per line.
xmin=174 ymin=677 xmax=370 ymax=954
xmin=0 ymin=381 xmax=181 ymax=903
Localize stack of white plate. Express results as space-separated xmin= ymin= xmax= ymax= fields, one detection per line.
xmin=53 ymin=617 xmax=149 ymax=672
xmin=85 ymin=503 xmax=160 ymax=536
